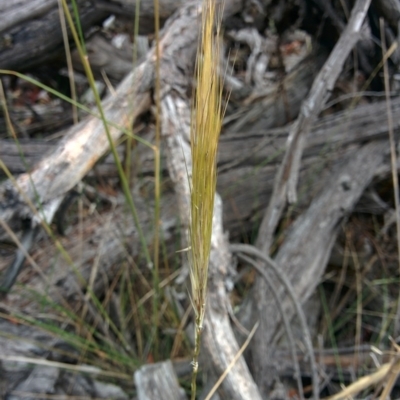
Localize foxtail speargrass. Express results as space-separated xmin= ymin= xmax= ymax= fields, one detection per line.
xmin=189 ymin=0 xmax=224 ymax=399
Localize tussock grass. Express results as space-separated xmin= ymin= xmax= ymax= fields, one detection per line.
xmin=0 ymin=0 xmax=167 ymax=388
xmin=189 ymin=0 xmax=224 ymax=398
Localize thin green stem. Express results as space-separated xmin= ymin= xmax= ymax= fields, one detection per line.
xmin=319 ymin=285 xmax=344 ymax=384
xmin=70 ymin=0 xmax=86 ymax=54
xmin=152 ymin=0 xmax=162 ymax=360
xmin=191 ymin=321 xmax=203 ymax=400
xmin=61 ymin=0 xmax=152 ymax=268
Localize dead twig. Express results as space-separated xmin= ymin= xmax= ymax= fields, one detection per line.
xmin=233 ymin=251 xmax=305 ymax=399
xmin=231 ymin=243 xmax=319 ymax=399
xmin=255 ymin=0 xmax=372 ymax=253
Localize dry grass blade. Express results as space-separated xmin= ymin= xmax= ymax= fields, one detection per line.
xmin=377 ymin=341 xmax=400 ymax=399
xmin=0 ymin=354 xmax=130 ymax=380
xmin=189 ymin=0 xmax=224 ymax=398
xmin=324 ymin=357 xmax=400 ymax=400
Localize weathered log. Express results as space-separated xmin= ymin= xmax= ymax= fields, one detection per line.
xmin=4 ymin=95 xmax=397 ymax=295
xmin=96 ymin=0 xmax=185 ymax=33
xmin=2 ymin=94 xmax=399 ymax=235
xmin=96 ymin=0 xmax=184 ymax=18
xmin=0 ymin=0 xmax=245 ymax=239
xmin=373 ymin=0 xmax=400 ymax=34
xmin=134 ymin=360 xmax=187 ymax=400
xmin=0 ymin=0 xmax=189 ymax=72
xmin=0 ymin=316 xmax=130 ymax=399
xmin=249 ymin=0 xmax=372 ymax=394
xmin=0 ymin=0 xmax=106 ymax=71
xmin=70 ymin=33 xmax=140 ymax=82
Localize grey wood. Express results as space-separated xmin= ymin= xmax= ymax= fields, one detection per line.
xmin=0 ymin=0 xmax=105 ymax=71
xmin=134 ymin=360 xmax=187 ymax=400
xmin=0 ymin=2 xmax=259 ymax=400
xmin=2 ymin=94 xmax=400 ymax=238
xmin=0 ymin=0 xmax=182 ymax=70
xmin=250 ymin=0 xmax=373 ymax=393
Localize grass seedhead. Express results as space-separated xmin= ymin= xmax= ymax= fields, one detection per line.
xmin=190 ymin=0 xmax=223 ymax=333
xmin=189 ymin=0 xmax=224 ymax=398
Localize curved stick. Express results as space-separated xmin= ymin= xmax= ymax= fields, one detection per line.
xmin=230 ymin=243 xmax=319 ymax=399
xmin=235 ymin=252 xmax=304 ymax=399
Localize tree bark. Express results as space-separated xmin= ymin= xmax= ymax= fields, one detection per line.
xmin=0 ymin=0 xmax=106 ymax=71
xmin=0 ymin=0 xmax=192 ymax=71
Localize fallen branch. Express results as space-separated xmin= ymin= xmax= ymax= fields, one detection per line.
xmin=250 ymin=0 xmax=373 ymax=392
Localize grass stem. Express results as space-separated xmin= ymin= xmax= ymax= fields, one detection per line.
xmin=152 ymin=0 xmax=162 ymax=361
xmin=191 ymin=320 xmax=202 ymax=400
